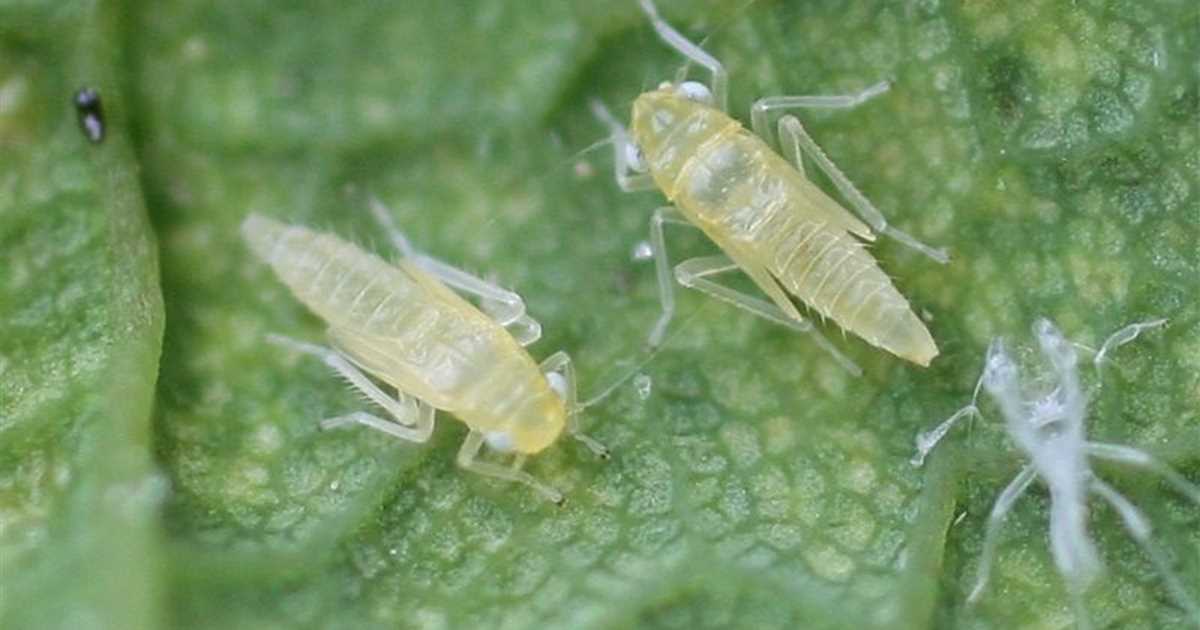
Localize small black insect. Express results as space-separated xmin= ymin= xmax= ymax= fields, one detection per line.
xmin=74 ymin=87 xmax=105 ymax=143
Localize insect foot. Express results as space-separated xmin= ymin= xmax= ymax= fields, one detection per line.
xmin=913 ymin=317 xmax=1200 ymax=628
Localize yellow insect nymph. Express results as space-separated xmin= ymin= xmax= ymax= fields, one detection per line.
xmin=242 ymin=202 xmax=607 ymax=504
xmin=593 ymin=0 xmax=949 ymax=372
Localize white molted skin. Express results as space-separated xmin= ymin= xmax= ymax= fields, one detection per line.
xmin=914 ymin=317 xmax=1200 ymax=625
xmin=984 ymin=322 xmax=1101 ymax=590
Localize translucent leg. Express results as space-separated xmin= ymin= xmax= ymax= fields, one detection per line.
xmin=750 ymin=83 xmax=948 ymax=264
xmin=367 ymin=197 xmax=541 ymax=345
xmin=674 ymin=254 xmax=861 ymax=376
xmin=968 ymin=464 xmax=1038 ymax=604
xmin=589 ymin=99 xmax=656 ymax=192
xmin=749 ymin=81 xmax=891 ymax=142
xmin=320 ymin=410 xmax=433 ymax=443
xmin=637 ymin=0 xmax=728 ymax=112
xmin=266 ymin=334 xmax=435 ymax=442
xmin=456 ymin=430 xmax=564 ymax=505
xmin=776 ymin=115 xmax=809 ymax=179
xmin=912 ymin=372 xmax=988 ymax=466
xmin=1091 ymin=478 xmax=1200 ymax=624
xmin=646 ymin=205 xmax=698 ymax=347
xmin=646 ymin=207 xmax=859 ymax=374
xmin=780 ymin=115 xmax=947 ymax=263
xmin=365 ymin=195 xmax=418 ymax=258
xmin=911 ymin=405 xmax=980 ymax=466
xmin=1092 ymin=318 xmax=1167 ymax=378
xmin=540 ymin=351 xmax=608 ymax=458
xmin=1086 ymin=442 xmax=1200 ymax=505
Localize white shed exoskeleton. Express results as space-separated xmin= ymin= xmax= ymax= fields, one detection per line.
xmin=241 ymin=202 xmax=609 ymax=504
xmin=914 ymin=318 xmax=1200 ymax=628
xmin=591 ymin=0 xmax=947 ymax=372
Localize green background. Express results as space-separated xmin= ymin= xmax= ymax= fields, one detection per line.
xmin=1 ymin=0 xmax=1197 ymax=628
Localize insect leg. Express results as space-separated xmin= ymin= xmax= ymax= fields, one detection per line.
xmin=367 ymin=197 xmax=542 ymax=345
xmin=320 ymin=409 xmax=433 ymax=443
xmin=456 ymin=430 xmax=564 ymax=505
xmin=412 ymin=258 xmax=541 ymax=345
xmin=1090 ymin=477 xmax=1200 ymax=623
xmin=365 ymin=196 xmax=418 ymax=257
xmin=910 ymin=404 xmax=981 ymax=466
xmin=749 ymin=81 xmax=890 ymax=144
xmin=913 ymin=370 xmax=988 ymax=465
xmin=647 ymin=206 xmax=699 ymax=347
xmin=637 ymin=0 xmax=728 ymax=112
xmin=674 ymin=254 xmax=862 ymax=376
xmin=967 ymin=464 xmax=1038 ymax=604
xmin=540 ymin=351 xmax=609 ymax=459
xmin=589 ymin=99 xmax=656 ymax=192
xmin=1092 ymin=317 xmax=1167 ymax=380
xmin=1086 ymin=442 xmax=1200 ymax=505
xmin=777 ymin=115 xmax=948 ymax=264
xmin=749 ymin=83 xmax=948 ymax=264
xmin=266 ymin=334 xmax=435 ymax=441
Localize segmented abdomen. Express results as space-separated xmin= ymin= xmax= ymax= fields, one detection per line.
xmin=242 ymin=214 xmax=433 ymax=336
xmin=669 ymin=121 xmax=937 ymax=365
xmin=762 ymin=207 xmax=934 ymax=365
xmin=240 ymin=214 xmax=551 ymax=425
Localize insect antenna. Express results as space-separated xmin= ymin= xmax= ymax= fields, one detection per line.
xmin=566 ymin=135 xmax=615 ymax=164
xmin=577 ymin=307 xmax=707 ymax=410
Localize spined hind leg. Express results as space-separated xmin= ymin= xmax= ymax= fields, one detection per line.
xmin=266 ymin=334 xmax=435 ymax=442
xmin=367 ymin=197 xmax=542 ymax=345
xmin=456 ymin=430 xmax=564 ymax=505
xmin=673 ymin=254 xmax=861 ymax=376
xmin=750 ymin=83 xmax=949 ymax=264
xmin=644 ymin=207 xmax=860 ymax=374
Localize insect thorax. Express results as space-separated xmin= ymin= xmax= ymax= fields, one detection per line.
xmin=631 ymin=89 xmax=735 ymax=197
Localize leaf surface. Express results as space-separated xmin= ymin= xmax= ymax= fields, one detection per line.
xmin=2 ymin=0 xmax=1197 ymax=628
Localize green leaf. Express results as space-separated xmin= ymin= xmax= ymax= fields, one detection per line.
xmin=0 ymin=3 xmax=164 ymax=629
xmin=2 ymin=0 xmax=1197 ymax=628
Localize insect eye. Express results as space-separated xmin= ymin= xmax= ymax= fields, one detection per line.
xmin=625 ymin=142 xmax=648 ymax=173
xmin=676 ymin=81 xmax=713 ymax=104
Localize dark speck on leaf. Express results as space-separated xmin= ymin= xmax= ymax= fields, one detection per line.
xmin=74 ymin=87 xmax=105 ymax=144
